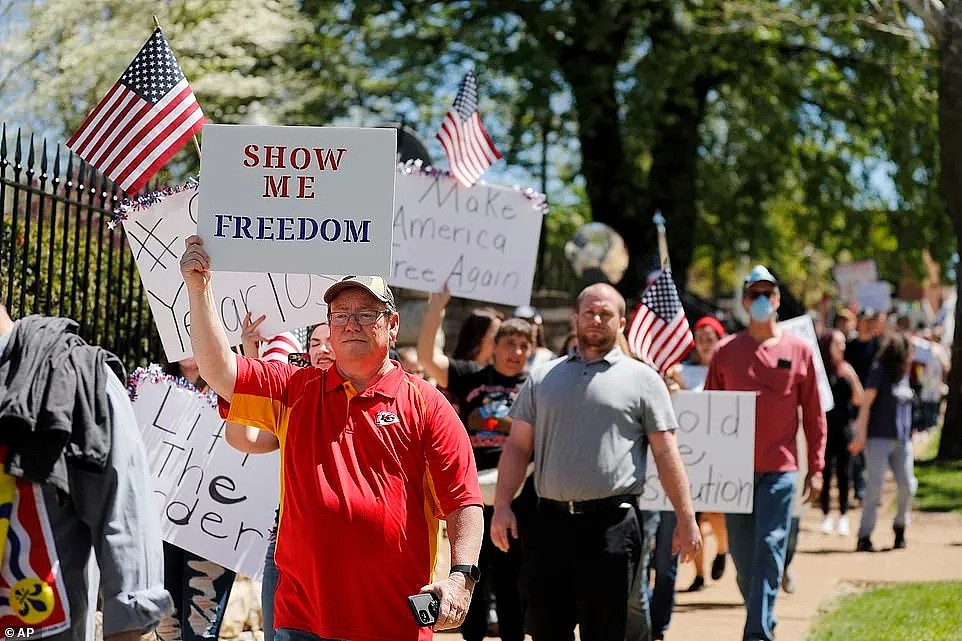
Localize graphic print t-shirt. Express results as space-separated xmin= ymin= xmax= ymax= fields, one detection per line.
xmin=446 ymin=359 xmax=527 ymax=471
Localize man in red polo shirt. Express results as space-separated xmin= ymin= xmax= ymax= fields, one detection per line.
xmin=179 ymin=235 xmax=484 ymax=641
xmin=705 ymin=265 xmax=826 ymax=641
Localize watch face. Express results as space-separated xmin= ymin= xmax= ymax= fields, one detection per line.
xmin=452 ymin=564 xmax=481 ymax=582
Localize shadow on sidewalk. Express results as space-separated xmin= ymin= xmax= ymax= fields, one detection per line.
xmin=673 ymin=601 xmax=743 ymax=612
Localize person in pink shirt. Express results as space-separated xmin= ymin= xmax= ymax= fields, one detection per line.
xmin=705 ymin=265 xmax=826 ymax=641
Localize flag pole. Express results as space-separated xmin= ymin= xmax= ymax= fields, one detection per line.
xmin=653 ymin=211 xmax=670 ymax=270
xmin=152 ymin=15 xmax=202 ymax=162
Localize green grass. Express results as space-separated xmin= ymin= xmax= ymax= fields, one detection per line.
xmin=806 ymin=582 xmax=962 ymax=641
xmin=913 ymin=428 xmax=962 ymax=514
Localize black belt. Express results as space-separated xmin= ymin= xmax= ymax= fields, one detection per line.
xmin=538 ymin=494 xmax=638 ymax=515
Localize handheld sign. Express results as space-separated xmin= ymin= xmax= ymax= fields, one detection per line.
xmin=130 ymin=368 xmax=279 ymax=579
xmin=778 ymin=314 xmax=835 ymax=412
xmin=122 ymin=185 xmax=336 ymax=362
xmin=197 ymin=124 xmax=397 ymax=275
xmin=391 ymin=169 xmax=545 ymax=306
xmin=639 ymin=391 xmax=756 ymax=513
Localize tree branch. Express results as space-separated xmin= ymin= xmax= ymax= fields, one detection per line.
xmin=901 ymin=0 xmax=947 ymax=43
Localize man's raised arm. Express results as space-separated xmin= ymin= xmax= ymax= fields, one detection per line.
xmin=179 ymin=235 xmax=237 ymax=400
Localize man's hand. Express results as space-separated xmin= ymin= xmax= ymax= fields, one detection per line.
xmin=804 ymin=471 xmax=823 ymax=504
xmin=241 ymin=311 xmax=268 ymax=356
xmin=849 ymin=432 xmax=866 ymax=455
xmin=490 ymin=505 xmax=518 ymax=553
xmin=419 ymin=572 xmax=474 ymax=631
xmin=672 ymin=513 xmax=702 ymax=564
xmin=180 ymin=235 xmax=212 ymax=293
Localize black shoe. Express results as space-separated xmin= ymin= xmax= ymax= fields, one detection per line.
xmin=686 ymin=575 xmax=705 ymax=592
xmin=894 ymin=526 xmax=906 ymax=549
xmin=781 ymin=568 xmax=796 ymax=594
xmin=856 ymin=537 xmax=876 ymax=552
xmin=710 ymin=553 xmax=727 ymax=580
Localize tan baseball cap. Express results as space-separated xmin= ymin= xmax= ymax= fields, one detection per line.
xmin=323 ymin=276 xmax=396 ymax=308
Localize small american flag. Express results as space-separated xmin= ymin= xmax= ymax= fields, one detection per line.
xmin=436 ymin=71 xmax=502 ymax=188
xmin=626 ymin=269 xmax=694 ymax=374
xmin=259 ymin=332 xmax=302 ymax=363
xmin=67 ymin=28 xmax=204 ymax=194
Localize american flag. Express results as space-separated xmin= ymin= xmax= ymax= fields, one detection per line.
xmin=626 ymin=269 xmax=694 ymax=374
xmin=66 ymin=28 xmax=204 ymax=194
xmin=436 ymin=71 xmax=502 ymax=188
xmin=259 ymin=332 xmax=302 ymax=363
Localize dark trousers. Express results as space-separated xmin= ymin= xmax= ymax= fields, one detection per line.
xmin=647 ymin=511 xmax=679 ymax=637
xmin=462 ymin=478 xmax=535 ymax=641
xmin=161 ymin=542 xmax=236 ymax=641
xmin=522 ymin=499 xmax=642 ymax=641
xmin=820 ymin=430 xmax=852 ymax=515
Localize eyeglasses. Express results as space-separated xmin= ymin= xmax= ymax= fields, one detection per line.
xmin=746 ymin=290 xmax=773 ymax=301
xmin=328 ymin=309 xmax=391 ymax=326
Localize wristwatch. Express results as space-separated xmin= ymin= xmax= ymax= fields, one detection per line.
xmin=450 ymin=564 xmax=481 ymax=583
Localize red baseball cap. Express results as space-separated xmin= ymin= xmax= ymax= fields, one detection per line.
xmin=694 ymin=316 xmax=726 ymax=338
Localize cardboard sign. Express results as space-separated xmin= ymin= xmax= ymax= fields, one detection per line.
xmin=130 ymin=371 xmax=279 ymax=579
xmin=639 ymin=391 xmax=756 ymax=513
xmin=833 ymin=260 xmax=877 ymax=303
xmin=778 ymin=314 xmax=835 ymax=412
xmin=123 ymin=187 xmax=337 ymax=362
xmin=390 ymin=171 xmax=544 ymax=306
xmin=854 ymin=280 xmax=893 ymax=313
xmin=197 ymin=124 xmax=397 ymax=275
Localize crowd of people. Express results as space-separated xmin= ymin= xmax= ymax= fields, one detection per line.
xmin=0 ymin=247 xmax=949 ymax=641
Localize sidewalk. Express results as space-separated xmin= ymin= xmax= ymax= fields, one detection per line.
xmin=219 ymin=480 xmax=962 ymax=641
xmin=666 ymin=490 xmax=962 ymax=641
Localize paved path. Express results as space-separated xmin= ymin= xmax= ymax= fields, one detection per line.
xmin=219 ymin=478 xmax=962 ymax=641
xmin=667 ymin=489 xmax=962 ymax=641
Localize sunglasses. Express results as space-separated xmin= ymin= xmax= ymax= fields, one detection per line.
xmin=746 ymin=290 xmax=774 ymax=301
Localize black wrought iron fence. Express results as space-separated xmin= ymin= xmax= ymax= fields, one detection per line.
xmin=0 ymin=123 xmax=164 ymax=370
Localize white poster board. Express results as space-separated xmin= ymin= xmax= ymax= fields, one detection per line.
xmin=639 ymin=391 xmax=756 ymax=513
xmin=833 ymin=260 xmax=877 ymax=303
xmin=130 ymin=371 xmax=279 ymax=579
xmin=778 ymin=314 xmax=835 ymax=412
xmin=390 ymin=170 xmax=544 ymax=306
xmin=123 ymin=187 xmax=336 ymax=362
xmin=197 ymin=124 xmax=397 ymax=275
xmin=854 ymin=280 xmax=893 ymax=313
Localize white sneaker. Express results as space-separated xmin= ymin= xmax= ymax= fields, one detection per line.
xmin=820 ymin=515 xmax=835 ymax=534
xmin=837 ymin=515 xmax=850 ymax=536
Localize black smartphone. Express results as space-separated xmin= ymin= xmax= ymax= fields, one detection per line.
xmin=288 ymin=352 xmax=311 ymax=368
xmin=407 ymin=592 xmax=440 ymax=627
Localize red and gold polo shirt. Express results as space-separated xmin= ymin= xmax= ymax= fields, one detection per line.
xmin=219 ymin=355 xmax=481 ymax=641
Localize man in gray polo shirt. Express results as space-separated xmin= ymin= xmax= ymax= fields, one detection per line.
xmin=491 ymin=283 xmax=700 ymax=641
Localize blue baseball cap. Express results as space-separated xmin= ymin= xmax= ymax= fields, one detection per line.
xmin=743 ymin=265 xmax=778 ymax=290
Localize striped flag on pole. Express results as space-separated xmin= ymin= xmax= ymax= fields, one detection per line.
xmin=66 ymin=28 xmax=204 ymax=194
xmin=436 ymin=71 xmax=502 ymax=188
xmin=626 ymin=269 xmax=694 ymax=374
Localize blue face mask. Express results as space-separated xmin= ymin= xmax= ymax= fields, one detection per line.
xmin=749 ymin=294 xmax=774 ymax=322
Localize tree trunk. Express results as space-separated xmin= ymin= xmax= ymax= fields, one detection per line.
xmin=560 ymin=54 xmax=651 ymax=298
xmin=937 ymin=3 xmax=962 ymax=460
xmin=644 ymin=75 xmax=714 ymax=284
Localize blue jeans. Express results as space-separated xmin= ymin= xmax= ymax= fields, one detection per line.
xmin=275 ymin=630 xmax=337 ymax=641
xmin=159 ymin=542 xmax=236 ymax=641
xmin=647 ymin=511 xmax=679 ymax=637
xmin=626 ymin=510 xmax=660 ymax=641
xmin=725 ymin=472 xmax=796 ymax=641
xmin=262 ymin=533 xmax=279 ymax=641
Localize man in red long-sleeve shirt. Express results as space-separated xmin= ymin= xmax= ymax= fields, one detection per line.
xmin=705 ymin=265 xmax=826 ymax=641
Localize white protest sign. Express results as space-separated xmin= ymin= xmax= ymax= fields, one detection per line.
xmin=854 ymin=280 xmax=893 ymax=313
xmin=778 ymin=314 xmax=835 ymax=412
xmin=833 ymin=260 xmax=877 ymax=303
xmin=122 ymin=186 xmax=337 ymax=362
xmin=639 ymin=391 xmax=756 ymax=513
xmin=390 ymin=170 xmax=544 ymax=306
xmin=130 ymin=370 xmax=279 ymax=579
xmin=197 ymin=124 xmax=397 ymax=275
